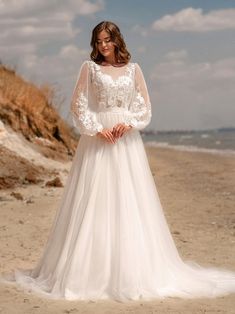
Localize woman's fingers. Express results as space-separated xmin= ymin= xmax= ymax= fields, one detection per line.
xmin=103 ymin=130 xmax=116 ymax=144
xmin=97 ymin=129 xmax=114 ymax=143
xmin=118 ymin=127 xmax=125 ymax=137
xmin=112 ymin=126 xmax=118 ymax=138
xmin=119 ymin=125 xmax=132 ymax=137
xmin=113 ymin=123 xmax=123 ymax=138
xmin=113 ymin=124 xmax=125 ymax=138
xmin=99 ymin=124 xmax=131 ymax=143
xmin=106 ymin=131 xmax=116 ymax=144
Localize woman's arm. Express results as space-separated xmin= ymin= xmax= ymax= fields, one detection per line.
xmin=124 ymin=63 xmax=152 ymax=130
xmin=70 ymin=61 xmax=104 ymax=136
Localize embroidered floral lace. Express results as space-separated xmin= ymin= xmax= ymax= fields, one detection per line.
xmin=70 ymin=60 xmax=152 ymax=136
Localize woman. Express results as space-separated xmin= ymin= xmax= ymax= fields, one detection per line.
xmin=1 ymin=20 xmax=235 ymax=302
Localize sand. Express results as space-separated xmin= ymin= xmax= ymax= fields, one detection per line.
xmin=0 ymin=146 xmax=235 ymax=314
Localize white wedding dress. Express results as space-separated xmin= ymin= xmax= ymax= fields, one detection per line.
xmin=1 ymin=60 xmax=235 ymax=302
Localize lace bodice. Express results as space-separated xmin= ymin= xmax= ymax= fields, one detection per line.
xmin=70 ymin=60 xmax=152 ymax=136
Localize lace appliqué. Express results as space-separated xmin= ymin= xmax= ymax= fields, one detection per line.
xmin=71 ymin=60 xmax=151 ymax=134
xmin=123 ymin=73 xmax=152 ymax=130
xmin=70 ymin=85 xmax=103 ymax=136
xmin=89 ymin=61 xmax=135 ymax=111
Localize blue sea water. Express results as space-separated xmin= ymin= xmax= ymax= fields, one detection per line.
xmin=141 ymin=128 xmax=235 ymax=156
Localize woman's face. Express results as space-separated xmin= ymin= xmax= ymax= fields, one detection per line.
xmin=96 ymin=29 xmax=115 ymax=60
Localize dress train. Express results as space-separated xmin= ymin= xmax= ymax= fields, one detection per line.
xmin=1 ymin=111 xmax=235 ymax=302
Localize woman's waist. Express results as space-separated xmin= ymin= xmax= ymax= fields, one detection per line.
xmin=97 ymin=107 xmax=129 ymax=114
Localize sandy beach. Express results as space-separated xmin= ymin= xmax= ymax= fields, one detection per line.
xmin=0 ymin=145 xmax=235 ymax=314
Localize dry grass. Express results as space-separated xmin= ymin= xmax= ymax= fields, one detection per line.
xmin=0 ymin=64 xmax=46 ymax=111
xmin=0 ymin=63 xmax=78 ymax=160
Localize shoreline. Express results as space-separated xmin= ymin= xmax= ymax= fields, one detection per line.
xmin=144 ymin=141 xmax=235 ymax=157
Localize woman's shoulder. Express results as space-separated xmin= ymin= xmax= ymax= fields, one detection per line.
xmin=132 ymin=61 xmax=141 ymax=67
xmin=132 ymin=62 xmax=143 ymax=74
xmin=127 ymin=61 xmax=141 ymax=72
xmin=80 ymin=59 xmax=91 ymax=67
xmin=80 ymin=59 xmax=139 ymax=74
xmin=83 ymin=60 xmax=97 ymax=66
xmin=78 ymin=60 xmax=95 ymax=73
xmin=83 ymin=60 xmax=98 ymax=71
xmin=79 ymin=59 xmax=94 ymax=68
xmin=85 ymin=59 xmax=136 ymax=67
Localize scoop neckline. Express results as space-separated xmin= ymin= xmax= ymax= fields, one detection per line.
xmin=91 ymin=60 xmax=130 ymax=68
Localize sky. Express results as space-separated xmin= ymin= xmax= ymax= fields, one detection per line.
xmin=1 ymin=0 xmax=235 ymax=131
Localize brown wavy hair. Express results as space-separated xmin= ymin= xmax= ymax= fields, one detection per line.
xmin=90 ymin=21 xmax=131 ymax=65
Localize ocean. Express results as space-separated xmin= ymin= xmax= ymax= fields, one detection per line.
xmin=141 ymin=128 xmax=235 ymax=156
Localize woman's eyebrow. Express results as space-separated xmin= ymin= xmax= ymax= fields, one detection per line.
xmin=97 ymin=36 xmax=110 ymax=41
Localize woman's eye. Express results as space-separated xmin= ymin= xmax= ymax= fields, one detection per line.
xmin=97 ymin=39 xmax=111 ymax=44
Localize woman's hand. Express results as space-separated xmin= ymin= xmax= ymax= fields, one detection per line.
xmin=112 ymin=123 xmax=132 ymax=139
xmin=96 ymin=128 xmax=116 ymax=144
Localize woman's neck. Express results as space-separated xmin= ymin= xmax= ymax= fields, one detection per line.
xmin=103 ymin=54 xmax=121 ymax=65
xmin=101 ymin=58 xmax=125 ymax=67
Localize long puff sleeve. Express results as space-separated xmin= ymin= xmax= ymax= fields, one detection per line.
xmin=70 ymin=61 xmax=103 ymax=136
xmin=124 ymin=63 xmax=152 ymax=130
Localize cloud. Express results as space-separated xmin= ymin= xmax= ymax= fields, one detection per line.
xmin=0 ymin=0 xmax=104 ymax=90
xmin=0 ymin=0 xmax=105 ymax=122
xmin=0 ymin=22 xmax=80 ymax=45
xmin=152 ymin=7 xmax=235 ymax=32
xmin=16 ymin=44 xmax=89 ymax=119
xmin=131 ymin=24 xmax=149 ymax=37
xmin=0 ymin=0 xmax=104 ymax=18
xmin=137 ymin=46 xmax=147 ymax=54
xmin=59 ymin=45 xmax=88 ymax=59
xmin=164 ymin=49 xmax=188 ymax=61
xmin=151 ymin=54 xmax=235 ymax=84
xmin=149 ymin=53 xmax=235 ymax=130
xmin=0 ymin=0 xmax=104 ymax=45
xmin=19 ymin=44 xmax=88 ymax=84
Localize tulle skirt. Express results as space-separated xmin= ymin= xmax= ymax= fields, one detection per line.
xmin=1 ymin=110 xmax=235 ymax=302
